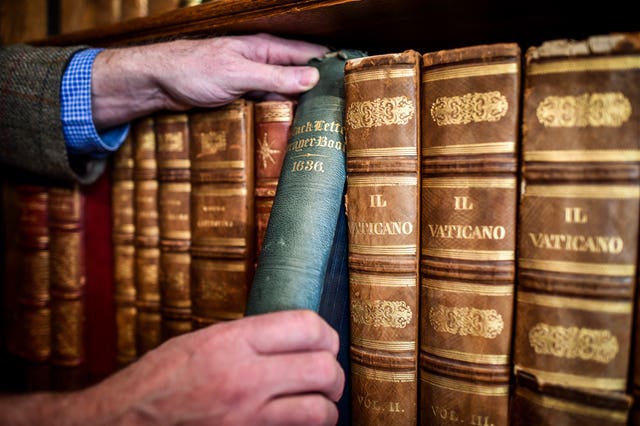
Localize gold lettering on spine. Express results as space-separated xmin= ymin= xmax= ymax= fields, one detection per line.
xmin=156 ymin=131 xmax=183 ymax=152
xmin=430 ymin=91 xmax=508 ymax=126
xmin=351 ymin=299 xmax=412 ymax=328
xmin=429 ymin=305 xmax=504 ymax=339
xmin=536 ymin=92 xmax=631 ymax=127
xmin=528 ymin=323 xmax=619 ymax=363
xmin=346 ymin=96 xmax=415 ymax=129
xmin=196 ymin=130 xmax=226 ymax=157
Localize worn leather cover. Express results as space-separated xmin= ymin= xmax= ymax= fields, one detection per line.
xmin=155 ymin=112 xmax=193 ymax=340
xmin=253 ymin=100 xmax=295 ymax=261
xmin=511 ymin=371 xmax=632 ymax=426
xmin=111 ymin=134 xmax=138 ymax=367
xmin=420 ymin=43 xmax=521 ymax=426
xmin=189 ymin=99 xmax=255 ymax=327
xmin=514 ymin=32 xmax=640 ymax=424
xmin=132 ymin=116 xmax=162 ymax=355
xmin=344 ymin=50 xmax=421 ymax=426
xmin=246 ymin=49 xmax=366 ymax=315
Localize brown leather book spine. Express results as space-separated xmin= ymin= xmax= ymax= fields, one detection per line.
xmin=6 ymin=184 xmax=52 ymax=390
xmin=132 ymin=116 xmax=162 ymax=355
xmin=111 ymin=134 xmax=138 ymax=367
xmin=253 ymin=100 xmax=294 ymax=261
xmin=147 ymin=0 xmax=180 ymax=15
xmin=511 ymin=371 xmax=632 ymax=426
xmin=48 ymin=184 xmax=87 ymax=390
xmin=514 ymin=33 xmax=640 ymax=424
xmin=155 ymin=112 xmax=193 ymax=340
xmin=121 ymin=0 xmax=149 ymax=20
xmin=189 ymin=100 xmax=255 ymax=328
xmin=420 ymin=43 xmax=521 ymax=426
xmin=345 ymin=50 xmax=421 ymax=425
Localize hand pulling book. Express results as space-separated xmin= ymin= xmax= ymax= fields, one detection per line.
xmin=246 ymin=49 xmax=367 ymax=314
xmin=245 ymin=49 xmax=367 ymax=426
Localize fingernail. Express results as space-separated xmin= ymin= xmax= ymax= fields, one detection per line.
xmin=299 ymin=68 xmax=320 ymax=90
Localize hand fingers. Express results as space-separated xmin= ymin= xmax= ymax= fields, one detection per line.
xmin=243 ymin=33 xmax=329 ymax=65
xmin=241 ymin=310 xmax=340 ymax=355
xmin=255 ymin=350 xmax=345 ymax=402
xmin=259 ymin=394 xmax=339 ymax=426
xmin=234 ymin=62 xmax=320 ymax=95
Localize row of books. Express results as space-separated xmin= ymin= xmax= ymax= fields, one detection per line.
xmin=344 ymin=32 xmax=640 ymax=425
xmin=1 ymin=31 xmax=638 ymax=425
xmin=60 ymin=0 xmax=205 ymax=34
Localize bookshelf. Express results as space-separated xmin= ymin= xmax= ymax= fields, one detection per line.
xmin=32 ymin=0 xmax=636 ymax=55
xmin=1 ymin=0 xmax=637 ymax=422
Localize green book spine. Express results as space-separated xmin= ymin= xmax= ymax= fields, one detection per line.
xmin=245 ymin=49 xmax=367 ymax=315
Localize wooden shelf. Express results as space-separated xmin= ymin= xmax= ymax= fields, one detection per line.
xmin=36 ymin=0 xmax=637 ymax=54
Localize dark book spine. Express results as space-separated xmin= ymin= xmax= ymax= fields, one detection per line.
xmin=132 ymin=116 xmax=162 ymax=355
xmin=246 ymin=49 xmax=367 ymax=315
xmin=155 ymin=111 xmax=193 ymax=340
xmin=111 ymin=134 xmax=138 ymax=367
xmin=48 ymin=184 xmax=87 ymax=390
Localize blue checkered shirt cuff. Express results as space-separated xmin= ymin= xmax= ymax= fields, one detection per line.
xmin=61 ymin=48 xmax=130 ymax=158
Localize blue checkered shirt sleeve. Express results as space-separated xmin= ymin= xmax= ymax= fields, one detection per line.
xmin=61 ymin=48 xmax=130 ymax=157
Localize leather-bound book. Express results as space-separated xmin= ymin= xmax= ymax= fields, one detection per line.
xmin=344 ymin=50 xmax=421 ymax=426
xmin=132 ymin=116 xmax=162 ymax=355
xmin=48 ymin=183 xmax=87 ymax=390
xmin=514 ymin=32 xmax=640 ymax=424
xmin=189 ymin=100 xmax=255 ymax=328
xmin=4 ymin=183 xmax=51 ymax=391
xmin=111 ymin=134 xmax=138 ymax=367
xmin=155 ymin=111 xmax=192 ymax=340
xmin=420 ymin=43 xmax=521 ymax=426
xmin=246 ymin=49 xmax=366 ymax=315
xmin=253 ymin=100 xmax=295 ymax=263
xmin=121 ymin=0 xmax=148 ymax=20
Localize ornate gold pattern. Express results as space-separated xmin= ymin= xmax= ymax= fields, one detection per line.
xmin=351 ymin=299 xmax=413 ymax=328
xmin=346 ymin=96 xmax=415 ymax=129
xmin=429 ymin=304 xmax=504 ymax=339
xmin=196 ymin=130 xmax=226 ymax=157
xmin=528 ymin=322 xmax=619 ymax=364
xmin=536 ymin=92 xmax=631 ymax=127
xmin=157 ymin=131 xmax=184 ymax=152
xmin=257 ymin=132 xmax=282 ymax=169
xmin=430 ymin=91 xmax=508 ymax=126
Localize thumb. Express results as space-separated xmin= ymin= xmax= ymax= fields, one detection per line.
xmin=240 ymin=64 xmax=320 ymax=95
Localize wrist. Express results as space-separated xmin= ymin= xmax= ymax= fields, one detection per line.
xmin=91 ymin=46 xmax=171 ymax=129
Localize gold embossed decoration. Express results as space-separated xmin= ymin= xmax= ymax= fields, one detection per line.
xmin=197 ymin=131 xmax=226 ymax=157
xmin=429 ymin=305 xmax=504 ymax=338
xmin=351 ymin=299 xmax=413 ymax=328
xmin=346 ymin=96 xmax=415 ymax=129
xmin=430 ymin=91 xmax=508 ymax=126
xmin=528 ymin=323 xmax=619 ymax=363
xmin=536 ymin=92 xmax=631 ymax=128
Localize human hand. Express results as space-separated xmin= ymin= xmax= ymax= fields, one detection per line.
xmin=73 ymin=309 xmax=344 ymax=425
xmin=91 ymin=33 xmax=329 ymax=129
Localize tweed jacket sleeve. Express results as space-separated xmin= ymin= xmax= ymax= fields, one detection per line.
xmin=0 ymin=43 xmax=107 ymax=185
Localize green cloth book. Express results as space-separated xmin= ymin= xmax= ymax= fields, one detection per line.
xmin=245 ymin=49 xmax=366 ymax=314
